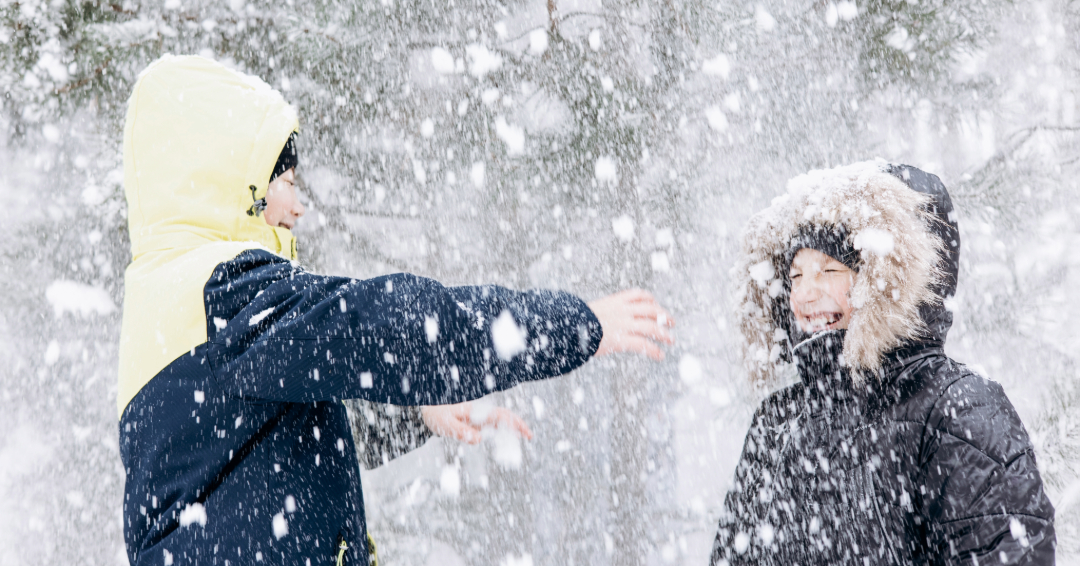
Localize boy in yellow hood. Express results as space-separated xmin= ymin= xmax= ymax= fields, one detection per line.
xmin=117 ymin=55 xmax=672 ymax=566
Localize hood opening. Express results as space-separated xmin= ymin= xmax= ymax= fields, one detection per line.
xmin=737 ymin=161 xmax=950 ymax=385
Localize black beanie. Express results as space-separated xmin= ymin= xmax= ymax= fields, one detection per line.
xmin=270 ymin=132 xmax=299 ymax=181
xmin=784 ymin=223 xmax=860 ymax=275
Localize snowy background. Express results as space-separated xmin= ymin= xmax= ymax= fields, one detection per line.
xmin=3 ymin=0 xmax=1080 ymax=564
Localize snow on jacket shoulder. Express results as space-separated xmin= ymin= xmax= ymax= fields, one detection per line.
xmin=711 ymin=162 xmax=1054 ymax=565
xmin=117 ymin=56 xmax=602 ymax=566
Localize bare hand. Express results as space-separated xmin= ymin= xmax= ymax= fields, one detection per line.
xmin=588 ymin=289 xmax=675 ymax=361
xmin=420 ymin=401 xmax=534 ymax=445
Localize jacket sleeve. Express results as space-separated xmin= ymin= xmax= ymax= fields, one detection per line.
xmin=204 ymin=250 xmax=603 ymax=405
xmin=919 ymin=371 xmax=1055 ymax=566
xmin=710 ymin=391 xmax=794 ymax=566
xmin=344 ymin=399 xmax=432 ymax=469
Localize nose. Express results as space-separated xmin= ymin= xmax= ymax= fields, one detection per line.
xmin=791 ymin=276 xmax=824 ymax=305
xmin=293 ymin=199 xmax=306 ymax=218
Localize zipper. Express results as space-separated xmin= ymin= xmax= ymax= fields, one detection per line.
xmin=865 ymin=465 xmax=902 ymax=565
xmin=336 ymin=540 xmax=348 ymax=566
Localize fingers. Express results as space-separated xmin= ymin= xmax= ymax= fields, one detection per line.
xmin=422 ymin=405 xmax=479 ymax=444
xmin=612 ymin=334 xmax=666 ymax=361
xmin=478 ymin=407 xmax=534 ymax=441
xmin=434 ymin=412 xmax=481 ymax=445
xmin=627 ymin=318 xmax=675 ymax=344
xmin=498 ymin=409 xmax=534 ymax=440
xmin=423 ymin=403 xmax=533 ymax=444
xmin=602 ymin=289 xmax=676 ymax=328
xmin=626 ymin=301 xmax=676 ymax=326
xmin=444 ymin=419 xmax=481 ymax=444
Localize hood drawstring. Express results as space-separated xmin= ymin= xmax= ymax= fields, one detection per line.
xmin=247 ymin=185 xmax=267 ymax=217
xmin=336 ymin=540 xmax=348 ymax=566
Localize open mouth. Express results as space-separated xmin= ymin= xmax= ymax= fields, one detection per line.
xmin=802 ymin=311 xmax=843 ymax=331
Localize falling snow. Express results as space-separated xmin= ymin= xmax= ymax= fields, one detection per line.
xmin=6 ymin=1 xmax=1080 ymax=565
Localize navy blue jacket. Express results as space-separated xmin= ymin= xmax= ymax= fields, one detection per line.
xmin=120 ymin=249 xmax=602 ymax=565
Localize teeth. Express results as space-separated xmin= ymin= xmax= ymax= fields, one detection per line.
xmin=806 ymin=313 xmax=840 ymax=329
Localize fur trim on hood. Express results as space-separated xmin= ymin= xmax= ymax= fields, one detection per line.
xmin=735 ymin=160 xmax=945 ymax=384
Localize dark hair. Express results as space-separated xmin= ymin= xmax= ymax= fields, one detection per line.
xmin=270 ymin=132 xmax=299 ymax=181
xmin=783 ymin=223 xmax=859 ymax=275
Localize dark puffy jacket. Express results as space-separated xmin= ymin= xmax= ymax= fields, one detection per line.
xmin=712 ymin=164 xmax=1054 ymax=565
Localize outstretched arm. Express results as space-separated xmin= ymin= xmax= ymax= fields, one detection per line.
xmin=204 ymin=250 xmax=672 ymax=406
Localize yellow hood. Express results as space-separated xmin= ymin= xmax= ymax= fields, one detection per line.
xmin=118 ymin=55 xmax=299 ymax=418
xmin=124 ymin=54 xmax=299 ymax=259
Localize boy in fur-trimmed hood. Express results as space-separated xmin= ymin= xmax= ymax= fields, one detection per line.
xmin=710 ymin=162 xmax=1054 ymax=565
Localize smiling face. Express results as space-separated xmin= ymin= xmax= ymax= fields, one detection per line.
xmin=789 ymin=248 xmax=855 ymax=334
xmin=263 ymin=168 xmax=305 ymax=229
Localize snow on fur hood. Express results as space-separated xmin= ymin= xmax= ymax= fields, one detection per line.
xmin=735 ymin=160 xmax=954 ymax=384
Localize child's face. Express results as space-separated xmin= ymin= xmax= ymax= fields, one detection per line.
xmin=264 ymin=168 xmax=305 ymax=229
xmin=789 ymin=248 xmax=855 ymax=334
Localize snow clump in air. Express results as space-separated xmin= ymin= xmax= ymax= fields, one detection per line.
xmin=748 ymin=260 xmax=775 ymax=283
xmin=588 ymin=29 xmax=602 ymax=51
xmin=470 ymin=162 xmax=486 ymax=187
xmin=702 ymin=54 xmax=731 ymax=79
xmin=705 ymin=106 xmax=728 ymax=131
xmin=528 ymin=30 xmax=548 ymax=55
xmin=733 ymin=531 xmax=751 ymax=553
xmin=44 ymin=340 xmax=60 ymax=365
xmin=611 ymin=215 xmax=634 ymax=242
xmin=440 ymin=465 xmax=461 ymax=497
xmin=481 ymin=88 xmax=501 ymax=105
xmin=679 ymin=354 xmax=704 ymax=385
xmin=825 ymin=3 xmax=838 ymax=26
xmin=495 ymin=117 xmax=525 ymax=155
xmin=825 ymin=2 xmax=858 ymax=26
xmin=651 ymin=251 xmax=670 ymax=272
xmin=836 ymin=1 xmax=859 ymax=20
xmin=248 ymin=306 xmax=275 ymax=326
xmin=755 ymin=6 xmax=776 ymax=32
xmin=179 ymin=503 xmax=207 ymax=528
xmin=502 ymin=553 xmax=534 ymax=566
xmin=710 ymin=387 xmax=732 ymax=406
xmin=491 ymin=426 xmax=523 ymax=469
xmin=532 ymin=396 xmax=545 ymax=419
xmin=466 ymin=44 xmax=503 ymax=77
xmin=424 ymin=315 xmax=439 ymax=343
xmin=431 ymin=47 xmax=455 ymax=74
xmin=45 ymin=280 xmax=116 ymax=317
xmin=854 ymin=228 xmax=895 ymax=256
xmin=723 ymin=92 xmax=741 ymax=113
xmin=491 ymin=310 xmax=527 ymax=361
xmin=595 ymin=156 xmax=618 ymax=184
xmin=42 ymin=124 xmax=60 ymax=143
xmin=272 ymin=512 xmax=288 ymax=539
